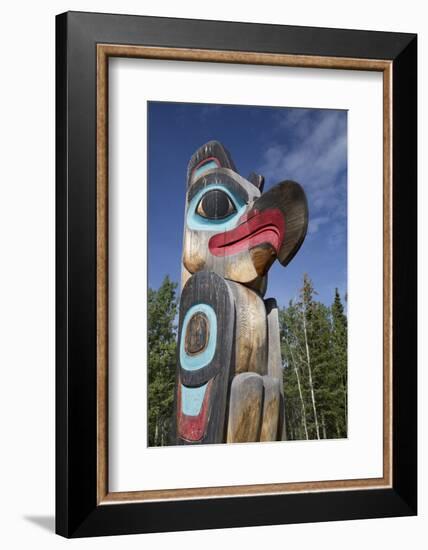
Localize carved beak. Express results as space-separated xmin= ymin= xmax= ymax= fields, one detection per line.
xmin=208 ymin=181 xmax=308 ymax=276
xmin=208 ymin=208 xmax=284 ymax=275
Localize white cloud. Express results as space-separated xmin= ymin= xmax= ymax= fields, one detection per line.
xmin=259 ymin=109 xmax=347 ymax=247
xmin=308 ymin=216 xmax=330 ymax=235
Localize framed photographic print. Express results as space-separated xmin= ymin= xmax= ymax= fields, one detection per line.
xmin=56 ymin=11 xmax=417 ymax=538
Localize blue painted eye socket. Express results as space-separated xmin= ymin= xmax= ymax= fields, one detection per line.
xmin=196 ymin=189 xmax=236 ymax=220
xmin=187 ymin=184 xmax=246 ymax=231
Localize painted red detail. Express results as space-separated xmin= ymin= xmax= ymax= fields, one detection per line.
xmin=208 ymin=208 xmax=285 ymax=257
xmin=177 ymin=380 xmax=212 ymax=442
xmin=193 ymin=156 xmax=221 ymax=175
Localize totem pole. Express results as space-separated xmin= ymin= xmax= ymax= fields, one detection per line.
xmin=175 ymin=141 xmax=308 ymax=444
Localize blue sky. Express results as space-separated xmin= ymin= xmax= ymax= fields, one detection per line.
xmin=148 ymin=102 xmax=347 ymax=308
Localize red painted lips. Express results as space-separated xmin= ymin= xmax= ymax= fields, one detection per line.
xmin=177 ymin=380 xmax=212 ymax=442
xmin=209 ymin=208 xmax=285 ymax=257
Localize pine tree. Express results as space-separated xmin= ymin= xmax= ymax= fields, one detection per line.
xmin=299 ymin=274 xmax=321 ymax=439
xmin=330 ymin=288 xmax=348 ymax=437
xmin=280 ymin=302 xmax=310 ymax=440
xmin=279 ymin=276 xmax=348 ymax=440
xmin=146 ymin=274 xmax=348 ymax=444
xmin=147 ymin=276 xmax=178 ymax=446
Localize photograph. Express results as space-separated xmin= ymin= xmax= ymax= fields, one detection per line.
xmin=51 ymin=8 xmax=417 ymax=538
xmin=147 ymin=101 xmax=348 ymax=446
xmin=0 ymin=0 xmax=421 ymax=545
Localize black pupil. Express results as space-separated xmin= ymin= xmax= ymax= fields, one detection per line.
xmin=200 ymin=189 xmax=234 ymax=219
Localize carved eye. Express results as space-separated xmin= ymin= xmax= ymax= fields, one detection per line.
xmin=196 ymin=189 xmax=237 ymax=220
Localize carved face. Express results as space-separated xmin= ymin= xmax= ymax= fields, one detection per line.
xmin=182 ymin=141 xmax=308 ymax=291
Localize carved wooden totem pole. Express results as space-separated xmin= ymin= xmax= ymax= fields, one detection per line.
xmin=175 ymin=141 xmax=308 ymax=444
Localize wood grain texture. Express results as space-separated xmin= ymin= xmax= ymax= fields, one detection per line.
xmin=102 ymin=475 xmax=391 ymax=504
xmin=182 ymin=170 xmax=262 ymax=285
xmin=252 ymin=181 xmax=308 ymax=267
xmin=265 ymin=298 xmax=286 ymax=439
xmin=185 ymin=312 xmax=209 ymax=355
xmin=382 ymin=62 xmax=393 ymax=486
xmin=265 ymin=299 xmax=283 ymax=381
xmin=260 ymin=376 xmax=281 ymax=441
xmin=98 ymin=43 xmax=391 ymax=71
xmin=176 ymin=271 xmax=235 ymax=444
xmin=227 ymin=281 xmax=267 ymax=375
xmin=96 ymin=44 xmax=108 ymax=504
xmin=187 ymin=140 xmax=237 ymax=187
xmin=181 ymin=265 xmax=192 ymax=290
xmin=178 ymin=271 xmax=235 ymax=388
xmin=227 ymin=373 xmax=264 ymax=443
xmin=250 ymin=244 xmax=276 ymax=277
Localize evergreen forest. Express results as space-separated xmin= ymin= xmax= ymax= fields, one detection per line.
xmin=148 ymin=274 xmax=347 ymax=446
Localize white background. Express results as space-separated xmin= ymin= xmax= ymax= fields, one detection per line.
xmin=109 ymin=59 xmax=383 ymax=492
xmin=0 ymin=0 xmax=425 ymax=548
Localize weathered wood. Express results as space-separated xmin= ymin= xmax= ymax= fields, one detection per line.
xmin=182 ymin=178 xmax=308 ymax=286
xmin=260 ymin=376 xmax=281 ymax=441
xmin=265 ymin=299 xmax=283 ymax=381
xmin=178 ymin=271 xmax=235 ymax=388
xmin=176 ymin=271 xmax=235 ymax=444
xmin=176 ymin=140 xmax=308 ymax=445
xmin=186 ymin=140 xmax=237 ymax=188
xmin=182 ymin=169 xmax=262 ymax=286
xmin=180 ymin=265 xmax=192 ymax=289
xmin=265 ymin=298 xmax=285 ymax=441
xmin=250 ymin=244 xmax=276 ymax=277
xmin=251 ymin=181 xmax=308 ymax=267
xmin=184 ymin=312 xmax=209 ymax=355
xmin=227 ymin=373 xmax=264 ymax=443
xmin=227 ymin=281 xmax=267 ymax=376
xmin=247 ymin=172 xmax=265 ymax=192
